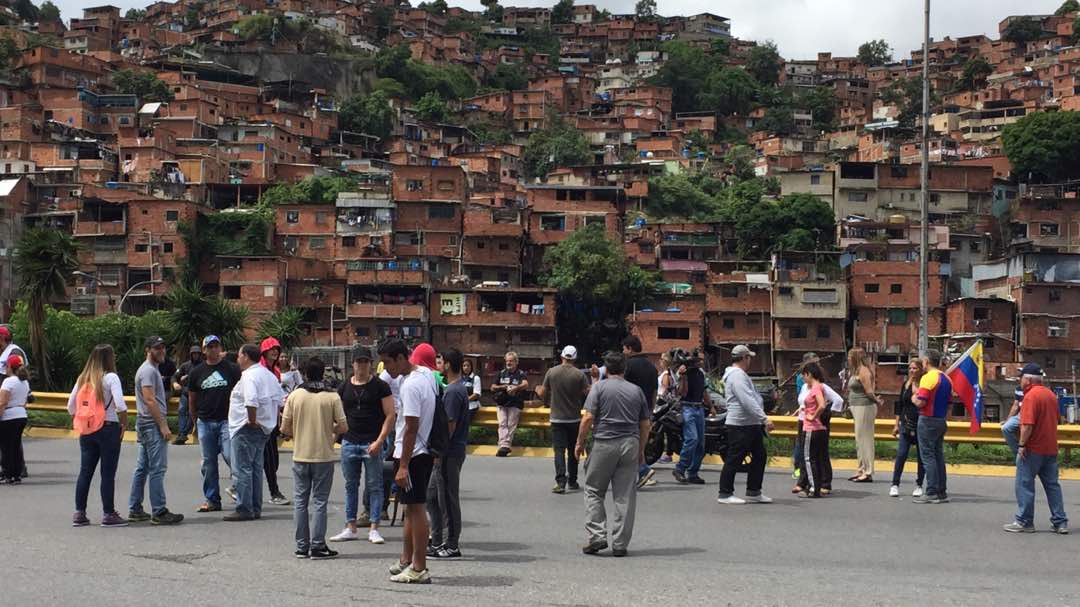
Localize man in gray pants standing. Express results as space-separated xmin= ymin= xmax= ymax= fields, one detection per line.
xmin=576 ymin=351 xmax=651 ymax=557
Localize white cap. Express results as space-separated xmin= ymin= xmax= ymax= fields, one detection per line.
xmin=561 ymin=345 xmax=578 ymax=360
xmin=731 ymin=345 xmax=756 ymax=358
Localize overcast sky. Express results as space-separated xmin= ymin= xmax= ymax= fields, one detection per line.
xmin=52 ymin=0 xmax=1063 ymax=58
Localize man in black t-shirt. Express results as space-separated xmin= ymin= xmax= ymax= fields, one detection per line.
xmin=622 ymin=336 xmax=659 ymax=488
xmin=427 ymin=348 xmax=471 ymax=558
xmin=492 ymin=351 xmax=529 ymax=457
xmin=330 ymin=346 xmax=395 ymax=544
xmin=187 ymin=335 xmax=241 ymax=512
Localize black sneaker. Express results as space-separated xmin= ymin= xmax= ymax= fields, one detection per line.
xmin=295 ymin=549 xmax=309 ymax=559
xmin=426 ymin=542 xmax=443 ymax=557
xmin=582 ymin=539 xmax=608 ymax=555
xmin=172 ymin=436 xmax=188 ymax=446
xmin=309 ymin=546 xmax=339 ymax=560
xmin=127 ymin=510 xmax=151 ymax=523
xmin=551 ymin=484 xmax=566 ymax=494
xmin=687 ymin=476 xmax=706 ymax=485
xmin=434 ymin=546 xmax=462 ymax=558
xmin=672 ymin=469 xmax=688 ymax=484
xmin=151 ymin=509 xmax=185 ymax=525
xmin=612 ymin=548 xmax=628 ymax=557
xmin=568 ymin=482 xmax=581 ymax=491
xmin=496 ymin=447 xmax=510 ymax=457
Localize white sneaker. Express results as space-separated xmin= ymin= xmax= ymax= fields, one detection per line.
xmin=889 ymin=485 xmax=900 ymax=497
xmin=744 ymin=494 xmax=773 ymax=504
xmin=912 ymin=486 xmax=924 ymax=498
xmin=329 ymin=528 xmax=360 ymax=542
xmin=368 ymin=528 xmax=385 ymax=544
xmin=717 ymin=496 xmax=747 ymax=505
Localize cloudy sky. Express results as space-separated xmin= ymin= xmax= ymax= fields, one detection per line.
xmin=52 ymin=0 xmax=1063 ymax=58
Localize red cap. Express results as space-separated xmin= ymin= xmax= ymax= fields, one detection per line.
xmin=7 ymin=354 xmax=23 ymax=370
xmin=0 ymin=327 xmax=10 ymax=340
xmin=409 ymin=343 xmax=438 ymax=371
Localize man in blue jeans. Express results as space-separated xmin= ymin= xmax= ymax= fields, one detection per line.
xmin=673 ymin=350 xmax=712 ymax=485
xmin=913 ymin=349 xmax=952 ymax=504
xmin=187 ymin=335 xmax=241 ymax=512
xmin=172 ymin=346 xmax=203 ymax=445
xmin=1004 ymin=363 xmax=1069 ymax=534
xmin=1001 ymin=386 xmax=1024 ymax=456
xmin=330 ymin=346 xmax=395 ymax=544
xmin=225 ymin=343 xmax=284 ymax=521
xmin=128 ymin=336 xmax=184 ymax=525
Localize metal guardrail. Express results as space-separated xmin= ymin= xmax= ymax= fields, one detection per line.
xmin=28 ymin=392 xmax=182 ymax=414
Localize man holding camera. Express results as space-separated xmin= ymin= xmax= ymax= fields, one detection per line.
xmin=672 ymin=348 xmax=711 ymax=485
xmin=717 ymin=345 xmax=773 ymax=505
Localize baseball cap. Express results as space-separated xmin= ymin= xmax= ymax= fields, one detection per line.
xmin=561 ymin=345 xmax=578 ymax=360
xmin=144 ymin=336 xmax=166 ymax=349
xmin=0 ymin=326 xmax=10 ymax=339
xmin=6 ymin=354 xmax=23 ymax=370
xmin=802 ymin=352 xmax=819 ymax=363
xmin=731 ymin=345 xmax=756 ymax=358
xmin=189 ymin=345 xmax=202 ymax=354
xmin=1019 ymin=362 xmax=1043 ymax=377
xmin=352 ymin=345 xmax=374 ymax=362
xmin=202 ymin=335 xmax=222 ymax=347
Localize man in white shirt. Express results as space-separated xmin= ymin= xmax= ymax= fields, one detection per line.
xmin=225 ymin=344 xmax=284 ymax=521
xmin=379 ymin=339 xmax=436 ymax=584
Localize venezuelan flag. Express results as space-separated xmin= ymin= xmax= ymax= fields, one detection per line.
xmin=945 ymin=341 xmax=984 ymax=434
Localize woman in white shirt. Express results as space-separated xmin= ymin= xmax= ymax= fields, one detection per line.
xmin=0 ymin=354 xmax=30 ymax=484
xmin=67 ymin=345 xmax=128 ymax=527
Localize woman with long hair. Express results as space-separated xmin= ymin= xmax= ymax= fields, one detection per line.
xmin=0 ymin=355 xmax=30 ymax=484
xmin=67 ymin=345 xmax=128 ymax=527
xmin=656 ymin=352 xmax=676 ymax=463
xmin=846 ymin=347 xmax=883 ymax=483
xmin=797 ymin=361 xmax=830 ymax=498
xmin=890 ymin=356 xmax=926 ymax=498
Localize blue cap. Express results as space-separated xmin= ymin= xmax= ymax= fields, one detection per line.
xmin=202 ymin=335 xmax=222 ymax=347
xmin=1019 ymin=362 xmax=1043 ymax=377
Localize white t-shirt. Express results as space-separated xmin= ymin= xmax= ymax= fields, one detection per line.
xmin=65 ymin=373 xmax=126 ymax=423
xmin=228 ymin=364 xmax=284 ymax=437
xmin=0 ymin=344 xmax=27 ymax=376
xmin=393 ymin=365 xmax=437 ymax=459
xmin=466 ymin=373 xmax=482 ymax=411
xmin=380 ymin=369 xmax=404 ymax=406
xmin=1 ymin=375 xmax=30 ymax=421
xmin=797 ymin=383 xmax=845 ymax=414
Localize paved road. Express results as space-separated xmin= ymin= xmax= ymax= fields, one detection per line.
xmin=2 ymin=438 xmax=1077 ymax=606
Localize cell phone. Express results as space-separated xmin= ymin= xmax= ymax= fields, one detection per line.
xmin=403 ymin=472 xmax=413 ymax=493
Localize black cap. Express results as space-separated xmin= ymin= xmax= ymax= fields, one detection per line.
xmin=144 ymin=336 xmax=166 ymax=349
xmin=352 ymin=346 xmax=374 ymax=362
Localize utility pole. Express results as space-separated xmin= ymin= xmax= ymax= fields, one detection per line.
xmin=918 ymin=0 xmax=931 ymax=356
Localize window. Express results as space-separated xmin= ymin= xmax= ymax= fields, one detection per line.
xmin=436 ymin=180 xmax=455 ymax=191
xmin=983 ymin=337 xmax=995 ymax=349
xmin=1050 ymin=288 xmax=1062 ymax=302
xmin=498 ymin=242 xmax=510 ymax=250
xmin=788 ymin=326 xmax=808 ymax=339
xmin=1041 ymin=223 xmax=1060 ymax=236
xmin=497 ymin=272 xmax=510 ymax=282
xmin=263 ymin=286 xmax=275 ymax=297
xmin=286 ymin=211 xmax=299 ymax=224
xmin=165 ymin=210 xmax=179 ymax=222
xmin=639 ymin=242 xmax=652 ymax=253
xmin=395 ymin=232 xmax=423 ymax=245
xmin=1048 ymin=321 xmax=1067 ymax=338
xmin=342 ymin=236 xmax=356 ymax=247
xmin=929 ymin=193 xmax=940 ymax=203
xmin=309 ymin=236 xmax=326 ymax=250
xmin=428 ymin=205 xmax=455 ymax=219
xmin=817 ymin=324 xmax=830 ymax=338
xmin=449 ymin=235 xmax=459 ymax=246
xmin=802 ymin=288 xmax=838 ymax=304
xmin=583 ymin=215 xmax=606 ymax=228
xmin=134 ymin=243 xmax=148 ymax=253
xmin=969 ymin=240 xmax=981 ymax=253
xmin=779 ymin=286 xmax=793 ymax=296
xmin=722 ymin=318 xmax=735 ymax=329
xmin=810 ymin=174 xmax=821 ymax=185
xmin=848 ymin=191 xmax=868 ymax=202
xmin=477 ymin=241 xmax=486 ymax=249
xmin=746 ymin=315 xmax=760 ymax=326
xmin=1045 ymin=356 xmax=1057 ymax=369
xmin=223 ymin=285 xmax=241 ymax=299
xmin=864 ymin=283 xmax=880 ymax=293
xmin=479 ymin=330 xmax=498 ymax=343
xmin=657 ymin=327 xmax=690 ymax=340
xmin=354 ymin=327 xmax=371 ymax=338
xmin=890 ymin=283 xmax=903 ymax=294
xmin=315 ymin=211 xmax=327 ymax=225
xmin=428 ymin=261 xmax=439 ymax=272
xmin=720 ymin=285 xmax=739 ymax=298
xmin=888 ymin=309 xmax=908 ymax=324
xmin=406 ymin=179 xmax=423 ymax=191
xmin=163 ymin=242 xmax=173 ymax=253
xmin=973 ymin=307 xmax=989 ymax=321
xmin=540 ymin=215 xmax=566 ymax=231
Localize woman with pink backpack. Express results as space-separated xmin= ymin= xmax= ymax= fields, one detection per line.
xmin=67 ymin=345 xmax=128 ymax=527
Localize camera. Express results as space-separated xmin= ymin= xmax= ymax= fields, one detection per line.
xmin=670 ymin=347 xmax=701 ymax=369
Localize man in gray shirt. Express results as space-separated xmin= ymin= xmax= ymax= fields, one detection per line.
xmin=716 ymin=345 xmax=774 ymax=506
xmin=537 ymin=345 xmax=589 ymax=494
xmin=128 ymin=336 xmax=184 ymax=525
xmin=575 ymin=351 xmax=651 ymax=557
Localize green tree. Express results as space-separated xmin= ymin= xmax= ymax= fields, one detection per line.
xmin=1073 ymin=16 xmax=1080 ymax=44
xmin=551 ymin=0 xmax=574 ymax=24
xmin=710 ymin=38 xmax=731 ymax=57
xmin=112 ymin=69 xmax=174 ymax=102
xmin=371 ymin=5 xmax=393 ymax=43
xmin=14 ymin=227 xmax=79 ymax=389
xmin=38 ymin=1 xmax=60 ymax=22
xmin=542 ymin=225 xmax=657 ymax=362
xmin=754 ymin=105 xmax=796 ymax=136
xmin=522 ymin=115 xmax=591 ymax=180
xmin=162 ymin=282 xmax=249 ymax=356
xmin=799 ymin=86 xmax=839 ymax=131
xmin=339 ymin=90 xmax=394 ymax=139
xmin=881 ymin=76 xmax=935 ymax=128
xmin=634 ymin=0 xmax=657 ymax=19
xmin=745 ymin=41 xmax=782 ymax=87
xmin=485 ymin=62 xmax=528 ymax=91
xmin=857 ymin=39 xmax=893 ymax=66
xmin=645 ymin=173 xmax=717 ymax=218
xmin=125 ymin=8 xmax=147 ymax=20
xmin=729 ymin=193 xmax=834 ymax=258
xmin=649 ymin=41 xmax=712 ymax=113
xmin=957 ymin=56 xmax=993 ymax=91
xmin=0 ymin=33 xmax=19 ymax=73
xmin=185 ymin=1 xmax=203 ymax=30
xmin=480 ymin=0 xmax=504 ymax=22
xmin=697 ymin=67 xmax=758 ymax=116
xmin=1003 ymin=110 xmax=1080 ymax=183
xmin=12 ymin=0 xmax=38 ymax=21
xmin=724 ymin=145 xmax=757 ymax=182
xmin=1003 ymin=18 xmax=1044 ymax=45
xmin=258 ymin=307 xmax=308 ymax=351
xmin=421 ymin=0 xmax=448 ymax=16
xmin=1057 ymin=0 xmax=1080 ymax=14
xmin=415 ymin=91 xmax=449 ymax=122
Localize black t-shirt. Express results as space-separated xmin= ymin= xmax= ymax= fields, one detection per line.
xmin=684 ymin=368 xmax=706 ymax=404
xmin=895 ymin=382 xmax=920 ymax=434
xmin=340 ymin=376 xmax=393 ymax=444
xmin=159 ymin=359 xmax=177 ymax=396
xmin=624 ymin=355 xmax=659 ymax=407
xmin=496 ymin=368 xmax=528 ymax=409
xmin=187 ymin=360 xmax=242 ymax=421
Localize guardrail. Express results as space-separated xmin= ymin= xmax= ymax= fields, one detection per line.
xmin=28 ymin=392 xmax=182 ymax=414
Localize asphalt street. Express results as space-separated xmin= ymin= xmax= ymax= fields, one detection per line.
xmin=2 ymin=438 xmax=1077 ymax=606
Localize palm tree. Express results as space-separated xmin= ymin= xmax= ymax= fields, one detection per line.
xmin=14 ymin=227 xmax=79 ymax=389
xmin=258 ymin=306 xmax=308 ymax=350
xmin=162 ymin=281 xmax=249 ymax=355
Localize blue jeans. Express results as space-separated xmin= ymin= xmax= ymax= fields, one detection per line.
xmin=891 ymin=430 xmax=925 ymax=487
xmin=75 ymin=422 xmax=122 ymax=513
xmin=341 ymin=439 xmax=384 ymax=524
xmin=676 ymin=405 xmax=706 ymax=477
xmin=294 ymin=461 xmax=334 ymax=551
xmin=1015 ymin=452 xmax=1068 ymax=528
xmin=177 ymin=393 xmax=193 ymax=439
xmin=917 ymin=416 xmax=947 ymax=499
xmin=198 ymin=419 xmax=231 ymax=507
xmin=1002 ymin=414 xmax=1021 ymax=456
xmin=231 ymin=425 xmax=268 ymax=516
xmin=129 ymin=418 xmax=169 ymax=516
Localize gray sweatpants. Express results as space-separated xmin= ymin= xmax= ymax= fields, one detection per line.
xmin=293 ymin=461 xmax=334 ymax=552
xmin=426 ymin=455 xmax=465 ymax=549
xmin=583 ymin=436 xmax=640 ymax=551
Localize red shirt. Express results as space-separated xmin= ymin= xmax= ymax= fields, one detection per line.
xmin=1020 ymin=384 xmax=1058 ymax=456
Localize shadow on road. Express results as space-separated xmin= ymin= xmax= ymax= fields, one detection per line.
xmin=626 ymin=546 xmax=707 ymax=557
xmin=437 ymin=575 xmax=517 ymax=588
xmin=467 ymin=541 xmax=531 ymax=552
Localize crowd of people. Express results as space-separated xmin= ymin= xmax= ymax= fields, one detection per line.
xmin=0 ymin=328 xmax=1068 ymax=585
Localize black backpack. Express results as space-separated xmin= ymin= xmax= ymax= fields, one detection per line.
xmin=423 ymin=381 xmax=450 ymax=457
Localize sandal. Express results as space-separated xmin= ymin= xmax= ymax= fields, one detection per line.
xmin=847 ymin=475 xmax=862 ymax=481
xmin=197 ymin=502 xmax=221 ymax=513
xmin=821 ymin=488 xmax=832 ymax=496
xmin=853 ymin=476 xmax=873 ymax=483
xmin=791 ymin=485 xmax=803 ymax=494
